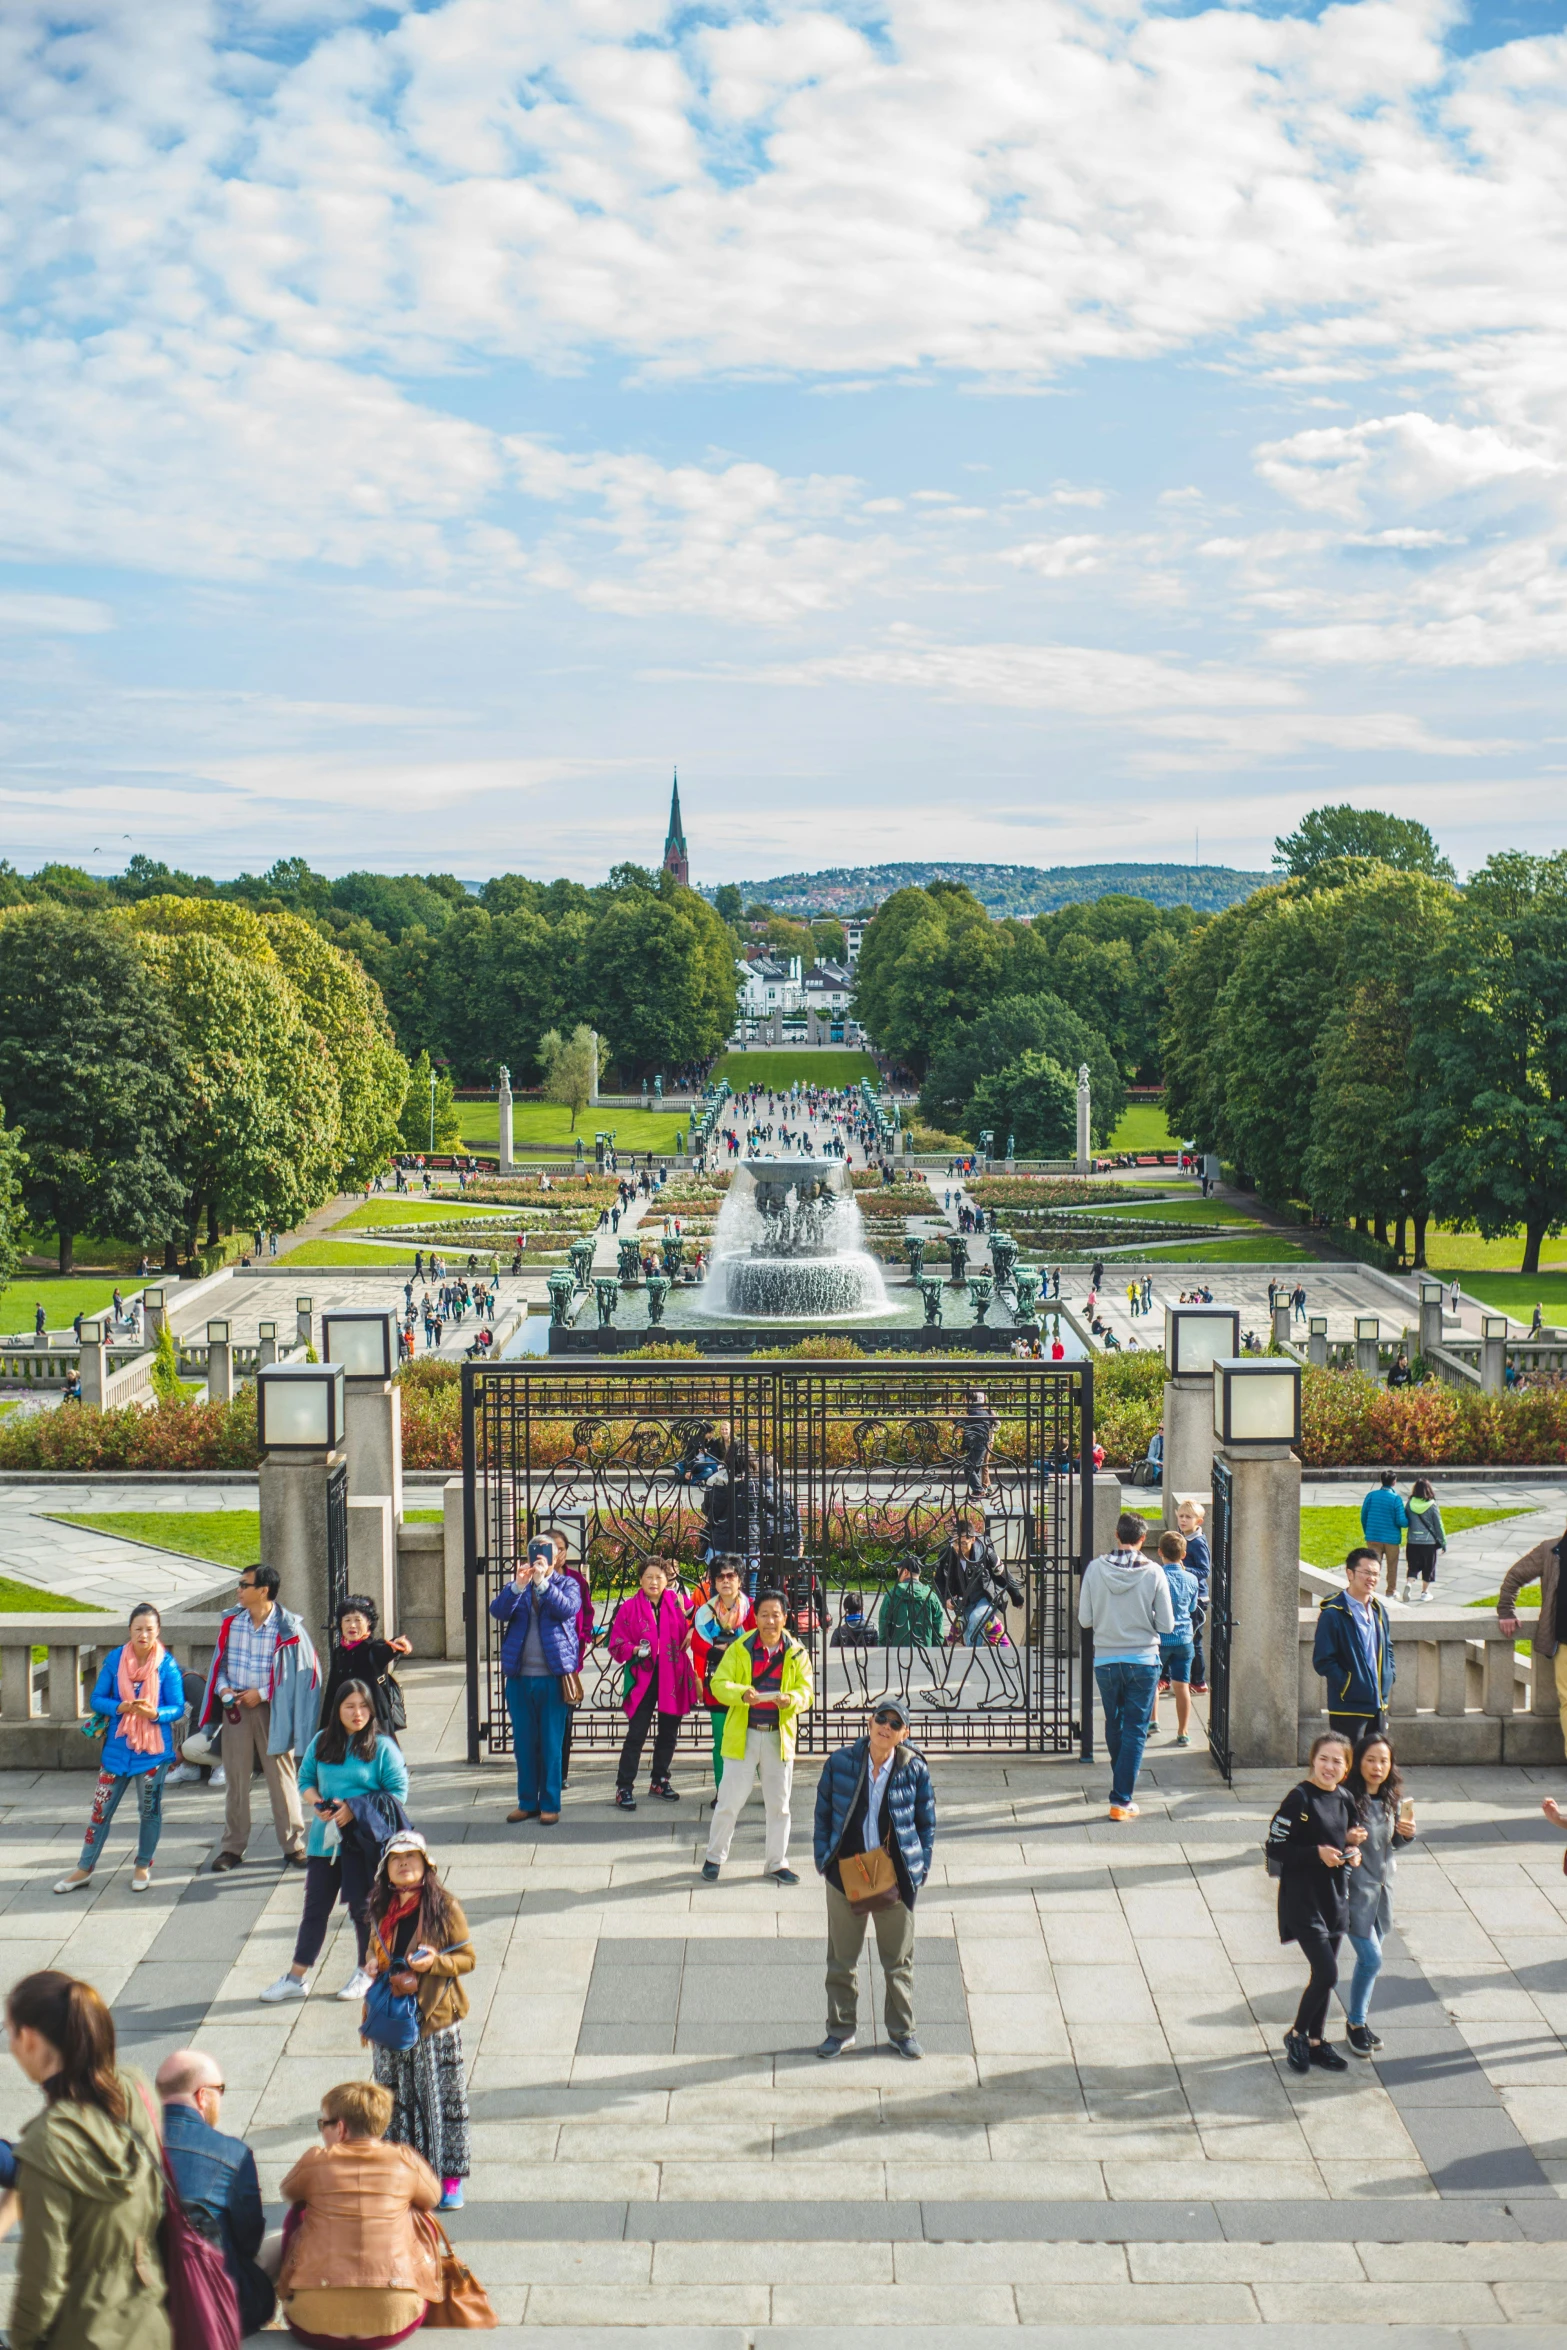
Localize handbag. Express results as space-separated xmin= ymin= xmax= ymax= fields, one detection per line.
xmin=132 ymin=2082 xmax=242 ymax=2350
xmin=362 ymin=1933 xmax=475 ymax=2050
xmin=838 ymin=1845 xmax=901 ymax=1915
xmin=417 ymin=2211 xmax=499 ymax=2329
xmin=381 ymin=1667 xmax=408 ymax=1733
xmin=559 ymin=1672 xmax=584 ymax=1707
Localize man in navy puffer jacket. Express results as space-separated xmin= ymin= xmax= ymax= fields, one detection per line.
xmin=813 ymin=1702 xmax=936 ymax=2061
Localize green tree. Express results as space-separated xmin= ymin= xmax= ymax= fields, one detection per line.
xmin=0 ymin=906 xmax=186 ymax=1271
xmin=1209 ymin=889 xmax=1343 ymax=1201
xmin=539 ymin=1025 xmax=602 ymax=1127
xmin=967 ymin=1052 xmax=1076 ymax=1157
xmin=1414 ymin=852 xmax=1567 ymax=1274
xmin=1162 ymin=887 xmax=1290 ymax=1158
xmin=398 ymin=1051 xmax=462 ymax=1151
xmin=0 ymin=1099 xmax=23 ymax=1300
xmin=330 ymin=872 xmax=464 ymax=941
xmin=852 ymin=885 xmax=1004 ymax=1070
xmin=113 ymin=854 xmax=216 ymax=903
xmin=29 ymin=863 xmax=114 ymax=910
xmin=1274 ymin=804 xmax=1455 ymax=882
xmin=584 ymin=881 xmax=737 ymax=1071
xmin=713 ymin=884 xmax=744 ymax=926
xmin=810 ymin=917 xmax=848 ymax=965
xmin=922 ymin=993 xmax=1123 ymax=1144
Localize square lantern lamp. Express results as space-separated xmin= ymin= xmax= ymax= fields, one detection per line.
xmin=1420 ymin=1279 xmax=1445 ymax=1308
xmin=322 ymin=1309 xmax=395 ymax=1382
xmin=1164 ymin=1304 xmax=1241 ymax=1378
xmin=1483 ymin=1315 xmax=1509 ymax=1342
xmin=1212 ymin=1356 xmax=1302 ymax=1448
xmin=1309 ymin=1315 xmax=1329 ymax=1339
xmin=256 ymin=1362 xmax=344 ymax=1451
xmin=258 ymin=1320 xmax=276 ymax=1342
xmin=143 ymin=1288 xmax=164 ymax=1312
xmin=206 ymin=1319 xmax=230 ymax=1346
xmin=1355 ymin=1316 xmax=1380 ymax=1344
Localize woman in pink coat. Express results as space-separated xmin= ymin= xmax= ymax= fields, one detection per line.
xmin=610 ymin=1559 xmax=699 ymax=1811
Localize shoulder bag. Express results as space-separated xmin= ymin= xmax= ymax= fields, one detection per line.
xmin=416 ymin=2209 xmax=499 ymax=2328
xmin=362 ymin=1934 xmax=475 ymax=2050
xmin=558 ymin=1672 xmax=584 ymax=1707
xmin=132 ymin=2081 xmax=242 ymax=2350
xmin=838 ymin=1846 xmax=901 ymax=1915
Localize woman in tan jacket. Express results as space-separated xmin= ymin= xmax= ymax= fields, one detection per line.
xmin=362 ymin=1831 xmax=474 ymax=2209
xmin=277 ymin=2078 xmax=440 ymax=2347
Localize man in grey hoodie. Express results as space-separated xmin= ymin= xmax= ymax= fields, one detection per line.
xmin=1079 ymin=1510 xmax=1174 ymax=1820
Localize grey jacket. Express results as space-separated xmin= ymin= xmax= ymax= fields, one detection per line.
xmin=1078 ymin=1548 xmax=1175 ymax=1660
xmin=1347 ymin=1800 xmax=1400 ymax=1939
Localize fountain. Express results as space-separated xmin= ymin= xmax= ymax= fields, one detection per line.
xmin=990 ymin=1232 xmax=1018 ymax=1289
xmin=707 ymin=1162 xmax=889 ymax=1322
xmin=617 ymin=1237 xmax=641 ymax=1285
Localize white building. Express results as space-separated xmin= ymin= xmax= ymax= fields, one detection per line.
xmin=736 ymin=952 xmax=803 ymax=1015
xmin=802 ymin=959 xmax=853 ymax=1015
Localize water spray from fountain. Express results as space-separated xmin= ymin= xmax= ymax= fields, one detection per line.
xmin=708 ymin=1163 xmax=889 ymax=1321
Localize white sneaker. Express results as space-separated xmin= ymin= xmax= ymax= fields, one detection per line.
xmin=53 ymin=1871 xmax=92 ymax=1896
xmin=337 ymin=1967 xmax=373 ymax=2002
xmin=209 ymin=1766 xmax=227 ymax=1789
xmin=261 ymin=1973 xmax=308 ymax=2003
xmin=163 ymin=1763 xmax=196 ymax=1787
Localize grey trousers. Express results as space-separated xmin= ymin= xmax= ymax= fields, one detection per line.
xmin=220 ymin=1700 xmax=305 ymax=1861
xmin=825 ymin=1880 xmax=916 ymax=2040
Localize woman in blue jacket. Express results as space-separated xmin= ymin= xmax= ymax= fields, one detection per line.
xmin=262 ymin=1678 xmax=409 ymax=2005
xmin=54 ymin=1602 xmax=184 ymax=1897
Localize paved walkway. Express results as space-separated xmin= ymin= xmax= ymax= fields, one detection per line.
xmin=4 ymin=1666 xmax=1567 ymax=2341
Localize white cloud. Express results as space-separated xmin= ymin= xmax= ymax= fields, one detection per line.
xmin=1256 ymin=413 xmax=1559 ymax=523
xmin=0 ymin=594 xmax=114 ymax=633
xmin=999 ymin=536 xmax=1104 ymax=576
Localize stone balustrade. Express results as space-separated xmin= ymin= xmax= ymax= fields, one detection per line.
xmin=1296 ymin=1601 xmax=1554 ymax=1764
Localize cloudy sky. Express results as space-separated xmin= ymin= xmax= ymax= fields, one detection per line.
xmin=1 ymin=0 xmax=1564 ymax=886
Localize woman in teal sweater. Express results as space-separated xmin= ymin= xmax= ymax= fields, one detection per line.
xmin=261 ymin=1680 xmax=409 ymax=2005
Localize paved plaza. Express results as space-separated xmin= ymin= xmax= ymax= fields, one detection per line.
xmin=3 ymin=1662 xmax=1567 ymax=2343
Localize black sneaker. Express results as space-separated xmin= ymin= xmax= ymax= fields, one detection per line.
xmin=1283 ymin=2029 xmax=1311 ymax=2075
xmin=648 ymin=1779 xmax=680 ymax=1801
xmin=1346 ymin=2023 xmax=1382 ymax=2057
xmin=816 ymin=2033 xmax=856 ymax=2058
xmin=1310 ymin=2040 xmax=1349 ymax=2072
xmin=700 ymin=1860 xmax=721 ymax=1881
xmin=614 ymin=1787 xmax=636 ymax=1811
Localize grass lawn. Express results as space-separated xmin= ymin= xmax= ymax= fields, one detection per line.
xmin=1420 ymin=1224 xmax=1567 ymax=1272
xmin=332 ymin=1200 xmax=519 ymax=1231
xmin=1108 ymin=1101 xmax=1179 ymax=1152
xmin=0 ymin=1278 xmax=143 ymax=1338
xmin=0 ymin=1574 xmax=104 ymax=1613
xmin=1087 ymin=1235 xmax=1315 ymax=1265
xmin=52 ymin=1507 xmax=444 ymax=1573
xmin=1050 ymin=1197 xmax=1257 ymax=1227
xmin=1299 ymin=1503 xmax=1526 ymax=1571
xmin=458 ymin=1101 xmax=690 ymax=1154
xmin=1432 ymin=1272 xmax=1567 ymax=1322
xmin=714 ymin=1049 xmax=878 ymax=1091
xmin=281 ymin=1239 xmax=506 ymax=1267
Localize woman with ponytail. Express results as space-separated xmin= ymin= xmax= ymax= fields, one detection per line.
xmin=5 ymin=1969 xmax=171 ymax=2348
xmin=55 ymin=1603 xmax=184 ymax=1897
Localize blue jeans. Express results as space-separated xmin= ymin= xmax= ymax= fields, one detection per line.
xmin=1094 ymin=1663 xmax=1159 ymax=1808
xmin=79 ymin=1763 xmax=168 ymax=1871
xmin=506 ymin=1674 xmax=567 ymax=1813
xmin=964 ymin=1599 xmax=997 ymax=1646
xmin=1346 ymin=1929 xmax=1383 ymax=2025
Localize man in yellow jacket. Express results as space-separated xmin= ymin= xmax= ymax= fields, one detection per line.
xmin=701 ymin=1591 xmax=815 ymax=1884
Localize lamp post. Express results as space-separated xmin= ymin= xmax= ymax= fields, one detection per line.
xmin=295 ymin=1294 xmax=313 ymax=1351
xmin=256 ymin=1363 xmax=348 ymax=1635
xmin=1355 ymin=1315 xmax=1380 ymax=1378
xmin=1307 ymin=1313 xmax=1329 ymax=1369
xmin=1212 ymin=1354 xmax=1303 ymax=1767
xmin=322 ymin=1309 xmax=402 ymax=1527
xmin=1482 ymin=1314 xmax=1508 ymax=1397
xmin=1418 ymin=1279 xmax=1446 ymax=1362
xmin=257 ymin=1319 xmax=278 ymax=1369
xmin=1161 ymin=1304 xmax=1240 ymax=1529
xmin=206 ymin=1318 xmax=233 ymax=1405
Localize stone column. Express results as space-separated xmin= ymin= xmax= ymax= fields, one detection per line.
xmin=347 ymin=1496 xmax=396 ymax=1635
xmin=1482 ymin=1317 xmax=1508 ymax=1397
xmin=296 ymin=1297 xmax=313 ymax=1351
xmin=1161 ymin=1374 xmax=1215 ymax=1530
xmin=344 ymin=1379 xmax=404 ymax=1525
xmin=1216 ymin=1437 xmax=1302 ymax=1768
xmin=1272 ymin=1300 xmax=1291 ymax=1350
xmin=1418 ymin=1280 xmax=1445 ymax=1360
xmin=78 ymin=1321 xmax=108 ymax=1406
xmin=142 ymin=1288 xmax=167 ymax=1346
xmin=206 ymin=1326 xmax=233 ymax=1405
xmin=258 ymin=1449 xmax=344 ymax=1636
xmin=1307 ymin=1317 xmax=1328 ymax=1368
xmin=443 ymin=1477 xmax=466 ymax=1664
xmin=1355 ymin=1317 xmax=1380 ymax=1377
xmin=257 ymin=1324 xmax=278 ymax=1369
xmin=1075 ymin=1063 xmax=1091 ymax=1176
xmin=498 ymin=1065 xmax=514 ymax=1175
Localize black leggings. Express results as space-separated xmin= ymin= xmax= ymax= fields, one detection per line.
xmin=1293 ymin=1923 xmax=1342 ymax=2040
xmin=616 ymin=1684 xmax=682 ymax=1790
xmin=293 ymin=1851 xmax=373 ymax=1971
xmin=1406 ymin=1546 xmax=1438 ymax=1584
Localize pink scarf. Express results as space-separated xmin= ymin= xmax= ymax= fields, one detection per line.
xmin=117 ymin=1641 xmax=166 ymax=1757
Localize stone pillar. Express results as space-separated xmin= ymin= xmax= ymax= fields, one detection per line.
xmin=1217 ymin=1438 xmax=1302 ymax=1768
xmin=142 ymin=1288 xmax=167 ymax=1346
xmin=1482 ymin=1316 xmax=1508 ymax=1397
xmin=78 ymin=1321 xmax=108 ymax=1406
xmin=257 ymin=1323 xmax=278 ymax=1368
xmin=443 ymin=1477 xmax=466 ymax=1664
xmin=498 ymin=1066 xmax=514 ymax=1175
xmin=344 ymin=1380 xmax=404 ymax=1525
xmin=206 ymin=1325 xmax=233 ymax=1405
xmin=258 ymin=1449 xmax=344 ymax=1636
xmin=1418 ymin=1280 xmax=1445 ymax=1361
xmin=347 ymin=1496 xmax=396 ymax=1636
xmin=1354 ymin=1317 xmax=1380 ymax=1377
xmin=1075 ymin=1063 xmax=1091 ymax=1176
xmin=1162 ymin=1375 xmax=1214 ymax=1530
xmin=296 ymin=1296 xmax=313 ymax=1351
xmin=1307 ymin=1316 xmax=1328 ymax=1368
xmin=1272 ymin=1301 xmax=1291 ymax=1350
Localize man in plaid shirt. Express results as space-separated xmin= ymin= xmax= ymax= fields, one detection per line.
xmin=199 ymin=1563 xmax=318 ymax=1872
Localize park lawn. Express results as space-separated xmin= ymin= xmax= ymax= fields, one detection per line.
xmin=0 ymin=1574 xmax=103 ymax=1613
xmin=0 ymin=1277 xmax=143 ymax=1338
xmin=714 ymin=1049 xmax=878 ymax=1091
xmin=52 ymin=1507 xmax=445 ymax=1569
xmin=1081 ymin=1235 xmax=1316 ymax=1265
xmin=458 ymin=1100 xmax=690 ymax=1154
xmin=1051 ymin=1197 xmax=1257 ymax=1227
xmin=281 ymin=1240 xmax=456 ymax=1267
xmin=1431 ymin=1271 xmax=1567 ymax=1322
xmin=332 ymin=1200 xmax=519 ymax=1231
xmin=1420 ymin=1224 xmax=1567 ymax=1272
xmin=1299 ymin=1503 xmax=1526 ymax=1571
xmin=1108 ymin=1101 xmax=1179 ymax=1152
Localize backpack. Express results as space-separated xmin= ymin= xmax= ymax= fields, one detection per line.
xmin=132 ymin=2082 xmax=242 ymax=2350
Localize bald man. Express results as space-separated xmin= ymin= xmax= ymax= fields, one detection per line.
xmin=157 ymin=2048 xmax=278 ymax=2334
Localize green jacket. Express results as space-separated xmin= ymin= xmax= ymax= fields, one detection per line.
xmin=709 ymin=1629 xmax=814 ymax=1761
xmin=878 ymin=1580 xmax=948 ymax=1647
xmin=12 ymin=2069 xmax=170 ymax=2350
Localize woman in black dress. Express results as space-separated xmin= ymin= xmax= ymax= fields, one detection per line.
xmin=1266 ymin=1730 xmax=1367 ymax=2074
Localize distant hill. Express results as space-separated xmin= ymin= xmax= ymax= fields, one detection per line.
xmin=711 ymin=862 xmax=1268 ymax=918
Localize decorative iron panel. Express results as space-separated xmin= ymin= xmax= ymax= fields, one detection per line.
xmin=325 ymin=1460 xmax=350 ymax=1650
xmin=463 ymin=1360 xmax=1091 ymax=1763
xmin=1207 ymin=1454 xmax=1234 ymax=1783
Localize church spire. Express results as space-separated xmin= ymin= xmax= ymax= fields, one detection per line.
xmin=662 ymin=769 xmax=689 ymax=886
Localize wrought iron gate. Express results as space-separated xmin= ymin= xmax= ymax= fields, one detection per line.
xmin=325 ymin=1460 xmax=350 ymax=1646
xmin=463 ymin=1359 xmax=1091 ymax=1763
xmin=1207 ymin=1456 xmax=1234 ymax=1782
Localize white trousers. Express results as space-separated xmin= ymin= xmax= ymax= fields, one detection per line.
xmin=704 ymin=1728 xmax=793 ymax=1871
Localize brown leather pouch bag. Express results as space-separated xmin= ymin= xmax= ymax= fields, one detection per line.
xmin=839 ymin=1846 xmax=901 ymax=1915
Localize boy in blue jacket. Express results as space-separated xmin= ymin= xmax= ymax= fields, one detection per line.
xmin=1154 ymin=1532 xmax=1199 ymax=1748
xmin=1313 ymin=1548 xmax=1395 ymax=1735
xmin=1176 ymin=1500 xmax=1211 ymax=1693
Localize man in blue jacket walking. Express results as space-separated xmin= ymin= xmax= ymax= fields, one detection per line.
xmin=1360 ymin=1471 xmax=1408 ymax=1597
xmin=1313 ymin=1549 xmax=1395 ymax=1737
xmin=813 ymin=1701 xmax=935 ymax=2061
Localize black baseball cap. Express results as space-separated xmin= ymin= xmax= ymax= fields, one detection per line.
xmin=872 ymin=1700 xmax=910 ymax=1728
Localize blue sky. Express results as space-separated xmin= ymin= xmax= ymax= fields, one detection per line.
xmin=1 ymin=0 xmax=1565 ymax=886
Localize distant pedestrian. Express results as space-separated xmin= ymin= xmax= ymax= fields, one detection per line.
xmin=1341 ymin=1731 xmax=1414 ymax=2055
xmin=320 ymin=1592 xmax=412 ymax=1740
xmin=878 ymin=1556 xmax=947 ymax=1650
xmin=813 ymin=1703 xmax=935 ymax=2061
xmin=1267 ymin=1730 xmax=1365 ymax=2074
xmin=1153 ymin=1531 xmax=1197 ymax=1748
xmin=702 ymin=1591 xmax=814 ymax=1883
xmin=1403 ymin=1480 xmax=1446 ymax=1600
xmin=53 ymin=1602 xmax=183 ymax=1898
xmin=690 ymin=1559 xmax=752 ymax=1785
xmin=1079 ymin=1511 xmax=1174 ymax=1821
xmin=1313 ymin=1549 xmax=1394 ymax=1738
xmin=1177 ymin=1499 xmax=1211 ymax=1692
xmin=1359 ymin=1471 xmax=1408 ymax=1597
xmin=33 ymin=1302 xmax=44 ymax=1339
